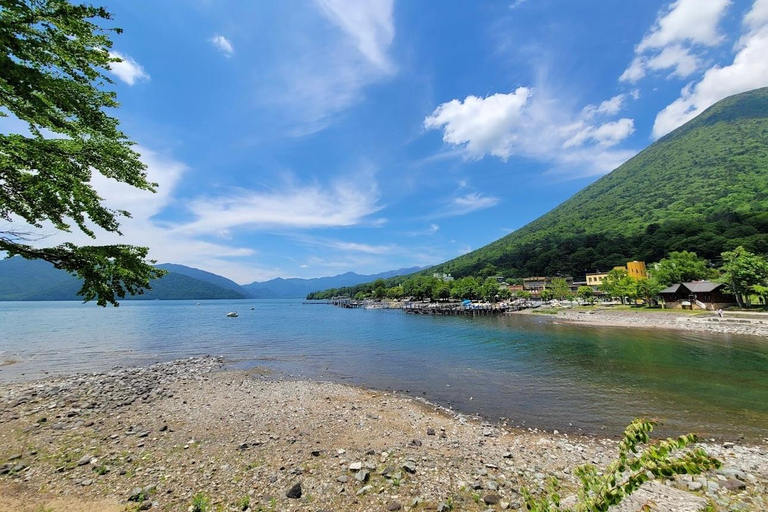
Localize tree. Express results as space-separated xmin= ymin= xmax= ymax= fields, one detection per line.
xmin=577 ymin=285 xmax=594 ymax=304
xmin=720 ymin=246 xmax=768 ymax=308
xmin=651 ymin=251 xmax=715 ymax=287
xmin=1 ymin=0 xmax=164 ymax=306
xmin=539 ymin=288 xmax=553 ymax=301
xmin=452 ymin=277 xmax=479 ymax=300
xmin=478 ymin=263 xmax=498 ymax=279
xmin=480 ymin=277 xmax=500 ymax=302
xmin=372 ymin=279 xmax=387 ymax=299
xmin=635 ymin=277 xmax=664 ymax=307
xmin=600 ymin=269 xmax=637 ymax=304
xmin=549 ymin=277 xmax=572 ymax=300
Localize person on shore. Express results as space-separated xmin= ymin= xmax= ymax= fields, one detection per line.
xmin=717 ymin=308 xmax=723 ymax=318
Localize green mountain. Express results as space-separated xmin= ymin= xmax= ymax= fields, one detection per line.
xmin=156 ymin=263 xmax=249 ymax=296
xmin=0 ymin=257 xmax=246 ymax=301
xmin=429 ymin=87 xmax=768 ymax=279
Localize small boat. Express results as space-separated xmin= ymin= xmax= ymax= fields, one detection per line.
xmin=226 ymin=311 xmax=239 ymax=318
xmin=250 ymin=306 xmax=254 ymax=310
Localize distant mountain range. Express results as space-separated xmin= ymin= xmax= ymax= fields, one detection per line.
xmin=0 ymin=258 xmax=424 ymax=302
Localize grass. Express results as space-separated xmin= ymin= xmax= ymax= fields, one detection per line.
xmin=190 ymin=493 xmax=210 ymax=512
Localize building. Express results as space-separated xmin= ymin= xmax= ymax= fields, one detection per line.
xmin=523 ymin=276 xmax=574 ymax=296
xmin=658 ymin=281 xmax=736 ymax=310
xmin=433 ymin=272 xmax=454 ymax=282
xmin=586 ymin=261 xmax=647 ymax=288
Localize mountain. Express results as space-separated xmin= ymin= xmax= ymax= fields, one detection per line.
xmin=156 ymin=263 xmax=249 ymax=296
xmin=0 ymin=258 xmax=246 ymax=301
xmin=427 ymin=87 xmax=768 ymax=279
xmin=244 ymin=267 xmax=426 ymax=298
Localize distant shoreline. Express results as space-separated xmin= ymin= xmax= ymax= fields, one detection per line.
xmin=515 ymin=307 xmax=768 ymax=338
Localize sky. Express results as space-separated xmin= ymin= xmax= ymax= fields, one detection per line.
xmin=6 ymin=0 xmax=768 ymax=284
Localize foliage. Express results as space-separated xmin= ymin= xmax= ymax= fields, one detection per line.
xmin=190 ymin=492 xmax=210 ymax=512
xmin=577 ymin=285 xmax=594 ymax=302
xmin=522 ymin=418 xmax=721 ymax=512
xmin=599 ymin=269 xmax=637 ymax=304
xmin=719 ymin=246 xmax=768 ymax=307
xmin=549 ymin=277 xmax=572 ymax=300
xmin=426 ymin=88 xmax=768 ymax=280
xmin=237 ymin=495 xmax=251 ymax=511
xmin=635 ymin=277 xmax=664 ymax=306
xmin=651 ymin=251 xmax=716 ymax=287
xmin=0 ymin=0 xmax=164 ymax=306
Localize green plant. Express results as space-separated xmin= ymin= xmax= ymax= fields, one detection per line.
xmin=237 ymin=495 xmax=250 ymax=511
xmin=191 ymin=492 xmax=211 ymax=512
xmin=522 ymin=418 xmax=721 ymax=512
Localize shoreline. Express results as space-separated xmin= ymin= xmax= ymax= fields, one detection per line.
xmin=514 ymin=308 xmax=768 ymax=338
xmin=1 ymin=358 xmax=766 ymax=511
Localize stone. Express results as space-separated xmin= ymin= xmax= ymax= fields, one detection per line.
xmin=723 ymin=478 xmax=746 ymax=491
xmin=410 ymin=439 xmax=422 ymax=447
xmin=349 ymin=462 xmax=363 ymax=471
xmin=437 ymin=503 xmax=451 ymax=512
xmin=723 ymin=442 xmax=735 ymax=449
xmin=7 ymin=454 xmax=22 ymax=462
xmin=77 ymin=455 xmax=92 ymax=466
xmin=356 ymin=485 xmax=372 ymax=496
xmin=402 ymin=461 xmax=417 ymax=474
xmin=128 ymin=487 xmax=145 ymax=502
xmin=483 ymin=494 xmax=500 ymax=505
xmin=485 ymin=480 xmax=498 ymax=491
xmin=337 ymin=475 xmax=348 ymax=483
xmin=687 ymin=481 xmax=703 ymax=491
xmin=286 ymin=482 xmax=302 ymax=499
xmin=387 ymin=501 xmax=403 ymax=511
xmin=426 ymin=428 xmax=435 ymax=436
xmin=355 ymin=470 xmax=370 ymax=483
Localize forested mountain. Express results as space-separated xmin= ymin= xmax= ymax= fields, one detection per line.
xmin=0 ymin=258 xmax=246 ymax=301
xmin=156 ymin=263 xmax=249 ymax=296
xmin=245 ymin=267 xmax=425 ymax=298
xmin=428 ymin=87 xmax=768 ymax=279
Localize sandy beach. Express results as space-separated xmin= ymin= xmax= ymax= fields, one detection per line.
xmin=520 ymin=308 xmax=768 ymax=338
xmin=0 ymin=357 xmax=766 ymax=511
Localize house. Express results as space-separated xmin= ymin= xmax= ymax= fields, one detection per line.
xmin=658 ymin=281 xmax=736 ymax=310
xmin=586 ymin=261 xmax=648 ymax=289
xmin=433 ymin=272 xmax=454 ymax=282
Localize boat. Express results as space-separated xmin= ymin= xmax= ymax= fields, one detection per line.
xmin=226 ymin=311 xmax=239 ymax=317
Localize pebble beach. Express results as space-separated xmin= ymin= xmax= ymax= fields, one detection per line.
xmin=1 ymin=357 xmax=767 ymax=511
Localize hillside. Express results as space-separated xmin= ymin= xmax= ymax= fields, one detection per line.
xmin=0 ymin=258 xmax=246 ymax=301
xmin=156 ymin=263 xmax=249 ymax=296
xmin=429 ymin=87 xmax=768 ymax=278
xmin=245 ymin=267 xmax=425 ymax=298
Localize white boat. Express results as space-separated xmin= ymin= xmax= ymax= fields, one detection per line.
xmin=226 ymin=311 xmax=239 ymax=317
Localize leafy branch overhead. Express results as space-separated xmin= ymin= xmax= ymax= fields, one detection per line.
xmin=0 ymin=0 xmax=165 ymax=305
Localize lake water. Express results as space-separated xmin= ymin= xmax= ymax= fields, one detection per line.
xmin=2 ymin=299 xmax=767 ymax=440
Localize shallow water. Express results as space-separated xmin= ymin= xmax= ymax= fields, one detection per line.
xmin=1 ymin=299 xmax=767 ymax=440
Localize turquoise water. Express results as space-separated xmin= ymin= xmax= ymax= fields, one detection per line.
xmin=1 ymin=299 xmax=767 ymax=440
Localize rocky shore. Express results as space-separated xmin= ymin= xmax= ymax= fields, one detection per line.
xmin=527 ymin=308 xmax=768 ymax=338
xmin=1 ymin=357 xmax=767 ymax=511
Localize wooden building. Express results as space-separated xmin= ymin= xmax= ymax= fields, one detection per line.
xmin=658 ymin=281 xmax=736 ymax=310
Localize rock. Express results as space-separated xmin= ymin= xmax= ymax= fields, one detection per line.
xmin=485 ymin=480 xmax=498 ymax=491
xmin=500 ymin=501 xmax=510 ymax=510
xmin=483 ymin=494 xmax=500 ymax=505
xmin=238 ymin=443 xmax=249 ymax=450
xmin=410 ymin=439 xmax=422 ymax=447
xmin=387 ymin=501 xmax=403 ymax=511
xmin=426 ymin=428 xmax=435 ymax=436
xmin=7 ymin=454 xmax=22 ymax=462
xmin=128 ymin=487 xmax=145 ymax=502
xmin=355 ymin=470 xmax=370 ymax=483
xmin=356 ymin=485 xmax=372 ymax=496
xmin=286 ymin=482 xmax=302 ymax=499
xmin=80 ymin=479 xmax=93 ymax=486
xmin=437 ymin=503 xmax=451 ymax=512
xmin=687 ymin=481 xmax=703 ymax=491
xmin=337 ymin=475 xmax=348 ymax=483
xmin=402 ymin=461 xmax=417 ymax=474
xmin=77 ymin=455 xmax=92 ymax=466
xmin=349 ymin=462 xmax=363 ymax=471
xmin=723 ymin=442 xmax=735 ymax=449
xmin=723 ymin=478 xmax=746 ymax=491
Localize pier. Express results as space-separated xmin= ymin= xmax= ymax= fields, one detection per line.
xmin=404 ymin=302 xmax=512 ymax=316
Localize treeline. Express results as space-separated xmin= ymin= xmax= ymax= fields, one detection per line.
xmin=306 ymin=274 xmax=519 ymax=302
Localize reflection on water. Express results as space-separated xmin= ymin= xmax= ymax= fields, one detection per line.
xmin=1 ymin=299 xmax=767 ymax=440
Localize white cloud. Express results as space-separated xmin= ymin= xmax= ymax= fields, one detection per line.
xmin=582 ymin=94 xmax=626 ymax=118
xmin=175 ymin=174 xmax=382 ymax=235
xmin=620 ymin=0 xmax=731 ymax=83
xmin=563 ymin=118 xmax=635 ymax=148
xmin=653 ymin=0 xmax=768 ymax=138
xmin=509 ymin=0 xmax=530 ymax=9
xmin=296 ymin=236 xmax=396 ymax=254
xmin=428 ymin=192 xmax=500 ymax=218
xmin=108 ymin=52 xmax=150 ymax=85
xmin=424 ymin=88 xmax=637 ymax=177
xmin=424 ymin=88 xmax=532 ymax=160
xmin=261 ymin=1 xmax=396 ymax=134
xmin=314 ymin=0 xmax=395 ymax=73
xmin=429 ymin=223 xmax=440 ymax=233
xmin=209 ymin=34 xmax=234 ymax=57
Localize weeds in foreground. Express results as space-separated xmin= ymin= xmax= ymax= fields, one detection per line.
xmin=191 ymin=492 xmax=211 ymax=512
xmin=522 ymin=418 xmax=721 ymax=512
xmin=237 ymin=495 xmax=251 ymax=511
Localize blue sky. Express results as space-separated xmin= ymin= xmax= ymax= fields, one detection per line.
xmin=11 ymin=0 xmax=768 ymax=283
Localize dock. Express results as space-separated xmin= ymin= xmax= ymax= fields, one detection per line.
xmin=404 ymin=302 xmax=512 ymax=316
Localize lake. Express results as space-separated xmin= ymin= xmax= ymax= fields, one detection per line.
xmin=2 ymin=299 xmax=767 ymax=440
